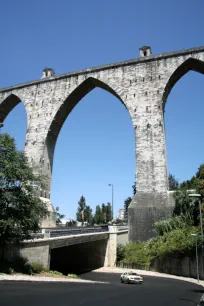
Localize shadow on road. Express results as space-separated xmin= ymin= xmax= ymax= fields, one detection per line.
xmin=190 ymin=289 xmax=204 ymax=294
xmin=179 ymin=298 xmax=198 ymax=305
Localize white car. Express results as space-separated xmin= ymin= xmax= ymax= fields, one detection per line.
xmin=198 ymin=294 xmax=204 ymax=306
xmin=120 ymin=272 xmax=143 ymax=284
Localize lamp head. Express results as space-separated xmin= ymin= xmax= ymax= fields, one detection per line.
xmin=189 ymin=194 xmax=201 ymax=198
xmin=191 ymin=233 xmax=197 ymax=237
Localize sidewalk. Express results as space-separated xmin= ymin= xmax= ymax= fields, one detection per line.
xmin=94 ymin=267 xmax=204 ymax=287
xmin=0 ymin=273 xmax=107 ymax=284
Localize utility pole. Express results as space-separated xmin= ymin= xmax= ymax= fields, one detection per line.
xmin=108 ymin=184 xmax=114 ymax=220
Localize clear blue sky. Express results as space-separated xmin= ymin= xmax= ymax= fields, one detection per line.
xmin=1 ymin=0 xmax=204 ymax=219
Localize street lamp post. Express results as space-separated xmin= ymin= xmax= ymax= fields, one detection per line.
xmin=191 ymin=233 xmax=199 ymax=283
xmin=108 ymin=184 xmax=114 ymax=220
xmin=189 ymin=194 xmax=203 ymax=252
xmin=189 ymin=194 xmax=204 ymax=279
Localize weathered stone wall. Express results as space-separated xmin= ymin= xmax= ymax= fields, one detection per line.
xmin=151 ymin=253 xmax=204 ymax=280
xmin=1 ymin=46 xmax=204 ymax=240
xmin=119 ymin=253 xmax=204 ymax=280
xmin=0 ymin=242 xmax=50 ymax=269
xmin=20 ymin=243 xmax=50 ymax=269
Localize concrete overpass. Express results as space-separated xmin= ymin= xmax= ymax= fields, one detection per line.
xmin=14 ymin=226 xmax=128 ymax=274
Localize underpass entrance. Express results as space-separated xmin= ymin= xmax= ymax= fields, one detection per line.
xmin=50 ymin=239 xmax=108 ymax=275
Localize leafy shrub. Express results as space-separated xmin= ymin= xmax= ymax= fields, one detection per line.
xmin=117 ymin=244 xmax=125 ymax=263
xmin=8 ymin=267 xmax=15 ymax=275
xmin=120 ymin=226 xmax=201 ymax=268
xmin=11 ymin=256 xmax=33 ymax=275
xmin=67 ymin=274 xmax=79 ymax=279
xmin=0 ymin=256 xmax=32 ymax=275
xmin=153 ymin=213 xmax=194 ymax=236
xmin=49 ymin=270 xmax=63 ymax=276
xmin=147 ymin=226 xmax=201 ymax=258
xmin=30 ymin=262 xmax=46 ymax=274
xmin=122 ymin=242 xmax=150 ymax=267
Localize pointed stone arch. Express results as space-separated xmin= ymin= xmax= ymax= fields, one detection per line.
xmin=44 ymin=77 xmax=130 ymax=174
xmin=163 ymin=57 xmax=204 ymax=108
xmin=0 ymin=93 xmax=25 ymax=123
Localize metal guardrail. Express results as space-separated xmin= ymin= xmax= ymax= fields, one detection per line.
xmin=43 ymin=226 xmax=109 ymax=238
xmin=30 ymin=233 xmax=45 ymax=239
xmin=31 ymin=225 xmax=128 ymax=239
xmin=116 ymin=226 xmax=129 ymax=231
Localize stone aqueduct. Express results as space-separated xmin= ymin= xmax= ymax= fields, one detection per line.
xmin=0 ymin=46 xmax=204 ymax=242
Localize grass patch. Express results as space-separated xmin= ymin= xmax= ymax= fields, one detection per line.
xmin=30 ymin=262 xmax=48 ymax=274
xmin=38 ymin=271 xmax=80 ymax=279
xmin=48 ymin=270 xmax=63 ymax=276
xmin=67 ymin=273 xmax=80 ymax=279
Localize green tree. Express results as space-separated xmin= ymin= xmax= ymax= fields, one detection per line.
xmin=106 ymin=202 xmax=112 ymax=222
xmin=173 ymin=189 xmax=192 ymax=215
xmin=180 ymin=176 xmax=197 ymax=190
xmin=173 ymin=189 xmax=200 ymax=226
xmin=84 ymin=205 xmax=93 ymax=225
xmin=94 ymin=205 xmax=104 ymax=224
xmin=132 ymin=181 xmax=136 ymax=196
xmin=101 ymin=203 xmax=107 ymax=223
xmin=173 ymin=164 xmax=204 ymax=225
xmin=76 ymin=195 xmax=93 ymax=225
xmin=124 ymin=197 xmax=132 ymax=219
xmin=66 ymin=219 xmax=77 ymax=227
xmin=0 ymin=133 xmax=48 ymax=260
xmin=101 ymin=202 xmax=112 ymax=223
xmin=55 ymin=206 xmax=65 ymax=225
xmin=168 ymin=174 xmax=179 ymax=190
xmin=194 ymin=164 xmax=204 ymax=204
xmin=76 ymin=195 xmax=86 ymax=224
xmin=153 ymin=213 xmax=194 ymax=236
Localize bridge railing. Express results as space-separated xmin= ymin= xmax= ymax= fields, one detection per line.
xmin=41 ymin=225 xmax=109 ymax=238
xmin=115 ymin=226 xmax=129 ymax=232
xmin=30 ymin=225 xmax=128 ymax=239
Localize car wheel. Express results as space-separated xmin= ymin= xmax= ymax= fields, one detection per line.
xmin=121 ymin=278 xmax=124 ymax=283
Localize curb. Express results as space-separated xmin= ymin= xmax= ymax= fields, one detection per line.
xmin=0 ymin=273 xmax=108 ymax=284
xmin=93 ymin=267 xmax=204 ymax=287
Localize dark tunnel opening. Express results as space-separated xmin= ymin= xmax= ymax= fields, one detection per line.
xmin=50 ymin=239 xmax=108 ymax=275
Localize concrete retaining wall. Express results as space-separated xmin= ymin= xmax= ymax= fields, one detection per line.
xmin=117 ymin=231 xmax=128 ymax=246
xmin=20 ymin=243 xmax=50 ymax=269
xmin=151 ymin=254 xmax=204 ymax=280
xmin=118 ymin=253 xmax=204 ymax=280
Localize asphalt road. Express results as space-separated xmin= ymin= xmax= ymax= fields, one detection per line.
xmin=0 ymin=272 xmax=203 ymax=306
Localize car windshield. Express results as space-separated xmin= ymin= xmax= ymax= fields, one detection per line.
xmin=129 ymin=273 xmax=138 ymax=276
